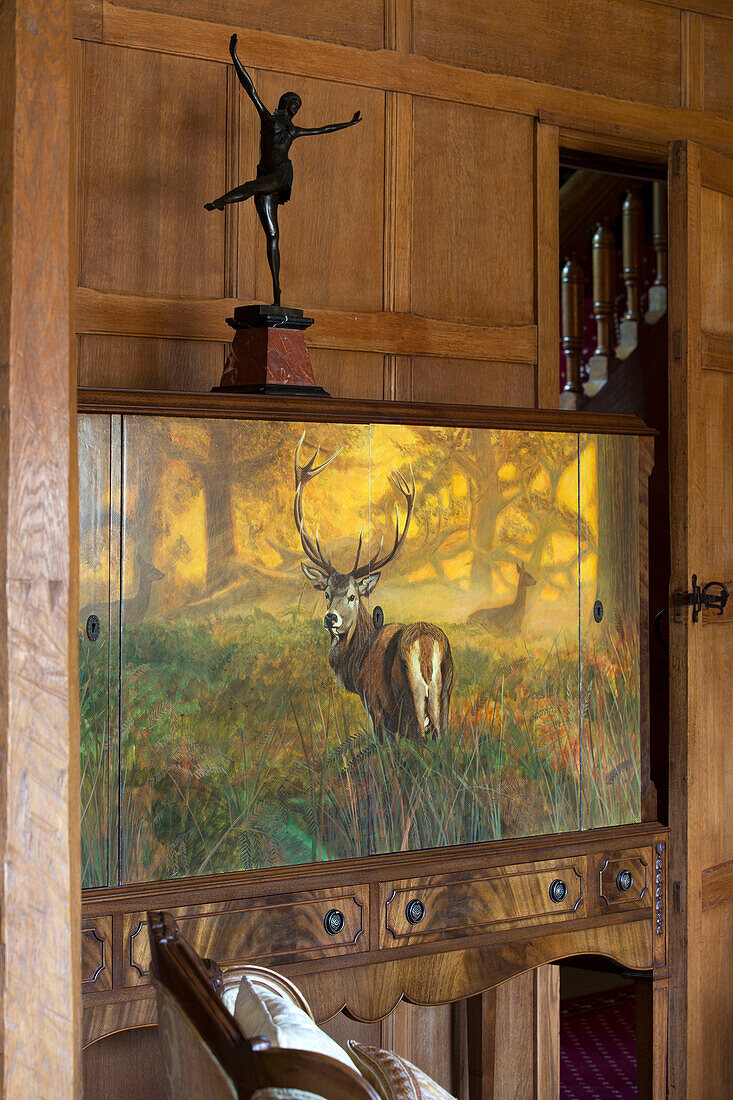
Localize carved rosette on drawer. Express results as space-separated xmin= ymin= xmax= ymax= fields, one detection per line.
xmin=81 ymin=916 xmax=113 ymax=992
xmin=599 ymin=855 xmax=649 ymax=907
xmin=381 ymin=860 xmax=584 ymax=947
xmin=124 ymin=888 xmax=367 ymax=986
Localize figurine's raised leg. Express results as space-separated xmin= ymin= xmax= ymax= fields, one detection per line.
xmin=204 ymin=171 xmax=288 ymax=212
xmin=254 ymin=193 xmax=282 ymax=306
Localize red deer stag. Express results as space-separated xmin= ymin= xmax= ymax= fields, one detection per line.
xmin=295 ymin=434 xmax=453 ymax=739
xmin=466 ymin=561 xmax=536 ymax=633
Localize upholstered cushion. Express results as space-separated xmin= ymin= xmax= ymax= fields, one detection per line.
xmin=234 ymin=973 xmax=356 ymax=1072
xmin=252 ymin=1092 xmax=326 ymax=1100
xmin=347 ymin=1042 xmax=457 ymax=1100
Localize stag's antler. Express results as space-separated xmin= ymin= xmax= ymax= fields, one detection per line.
xmin=294 ymin=432 xmax=341 ymax=574
xmin=353 ymin=465 xmax=415 ymax=580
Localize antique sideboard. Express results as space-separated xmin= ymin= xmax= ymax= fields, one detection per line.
xmin=78 ymin=390 xmax=667 ymax=1097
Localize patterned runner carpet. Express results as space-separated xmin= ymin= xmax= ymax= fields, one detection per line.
xmin=560 ymin=985 xmax=637 ymax=1099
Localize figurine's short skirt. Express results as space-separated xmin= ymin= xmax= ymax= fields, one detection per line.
xmin=257 ymin=160 xmax=293 ymax=204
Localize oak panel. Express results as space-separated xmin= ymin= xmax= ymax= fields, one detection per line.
xmin=703 ymin=15 xmax=733 ymax=120
xmin=83 ymin=1025 xmax=166 ymax=1100
xmin=242 ymin=72 xmax=385 ymax=312
xmin=123 ymin=887 xmax=369 ymax=986
xmin=410 ymin=357 xmax=536 ymax=407
xmin=77 ymin=334 xmax=226 ymax=390
xmin=117 ymin=0 xmax=384 ymax=50
xmin=411 ymin=100 xmax=534 ymax=325
xmin=310 ymin=349 xmax=385 ymax=400
xmin=412 ymin=0 xmax=681 ymax=108
xmin=78 ymin=41 xmax=226 ymax=296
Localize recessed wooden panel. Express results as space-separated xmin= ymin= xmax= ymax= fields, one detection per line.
xmin=310 ymin=349 xmax=385 ymax=399
xmin=77 ymin=334 xmax=226 ymax=390
xmin=703 ymin=15 xmax=733 ymax=120
xmin=244 ymin=72 xmax=385 ymax=312
xmin=411 ymin=101 xmax=534 ymax=325
xmin=78 ymin=41 xmax=226 ymax=296
xmin=700 ymin=187 xmax=733 ymax=336
xmin=81 ymin=917 xmax=113 ymax=992
xmin=380 ymin=860 xmax=584 ymax=948
xmin=124 ymin=887 xmax=368 ymax=985
xmin=599 ymin=854 xmax=649 ymax=908
xmin=409 ymin=357 xmax=536 ymax=406
xmin=412 ymin=0 xmax=680 ymax=108
xmin=118 ymin=0 xmax=384 ymax=50
xmin=83 ymin=1027 xmax=166 ymax=1100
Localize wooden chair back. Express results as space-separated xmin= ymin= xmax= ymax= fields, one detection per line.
xmin=147 ymin=910 xmax=379 ymax=1100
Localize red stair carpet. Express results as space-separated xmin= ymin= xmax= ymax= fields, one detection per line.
xmin=561 ymin=985 xmax=637 ymax=1099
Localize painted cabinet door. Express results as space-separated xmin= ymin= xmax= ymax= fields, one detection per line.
xmin=79 ymin=414 xmax=643 ymax=885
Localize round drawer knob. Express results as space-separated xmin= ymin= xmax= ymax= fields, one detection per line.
xmin=616 ymin=869 xmax=634 ymax=893
xmin=323 ymin=909 xmax=345 ymax=935
xmin=549 ymin=879 xmax=568 ymax=904
xmin=405 ymin=899 xmax=425 ymax=925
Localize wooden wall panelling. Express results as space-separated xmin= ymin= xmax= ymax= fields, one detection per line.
xmin=0 ymin=0 xmax=81 ymax=1093
xmin=702 ymin=15 xmax=733 ymax=120
xmin=113 ymin=0 xmax=385 ymax=51
xmin=381 ymin=1003 xmax=454 ymax=1093
xmin=411 ymin=0 xmax=681 ymax=109
xmin=681 ymin=11 xmax=705 ymax=111
xmin=77 ymin=334 xmax=227 ymax=390
xmin=668 ymin=142 xmax=733 ymax=1098
xmin=91 ymin=4 xmax=733 ymax=152
xmin=83 ymin=1027 xmax=167 ymax=1100
xmin=410 ymin=358 xmax=536 ymax=408
xmin=535 ymin=122 xmax=559 ymax=409
xmin=77 ymin=41 xmax=227 ymax=297
xmin=411 ymin=99 xmax=534 ymax=326
xmin=245 ymin=71 xmax=385 ymax=313
xmin=309 ymin=349 xmax=387 ymax=400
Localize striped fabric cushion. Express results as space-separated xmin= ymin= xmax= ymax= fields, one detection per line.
xmin=347 ymin=1042 xmax=456 ymax=1100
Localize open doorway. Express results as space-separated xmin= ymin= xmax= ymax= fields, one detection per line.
xmin=556 ymin=150 xmax=671 ymax=1100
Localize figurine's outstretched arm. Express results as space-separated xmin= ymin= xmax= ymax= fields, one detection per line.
xmin=229 ymin=34 xmax=268 ymax=117
xmin=293 ymin=111 xmax=362 ymax=137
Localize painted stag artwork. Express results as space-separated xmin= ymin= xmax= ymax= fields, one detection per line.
xmin=78 ymin=415 xmax=642 ymax=888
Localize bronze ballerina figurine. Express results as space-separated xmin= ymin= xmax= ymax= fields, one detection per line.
xmin=205 ymin=34 xmax=362 ymax=307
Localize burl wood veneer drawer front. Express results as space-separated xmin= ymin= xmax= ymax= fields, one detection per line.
xmin=598 ymin=852 xmax=650 ymax=909
xmin=123 ymin=887 xmax=367 ymax=987
xmin=380 ymin=860 xmax=583 ymax=947
xmin=81 ymin=916 xmax=112 ymax=992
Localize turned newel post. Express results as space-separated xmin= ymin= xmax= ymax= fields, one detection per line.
xmin=586 ymin=220 xmax=616 ymax=396
xmin=592 ymin=219 xmax=615 ymax=357
xmin=646 ymin=181 xmax=668 ymax=322
xmin=617 ymin=185 xmax=644 ymax=358
xmin=559 ymin=256 xmax=586 ymax=410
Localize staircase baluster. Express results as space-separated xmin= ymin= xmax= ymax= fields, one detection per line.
xmin=616 ymin=185 xmax=644 ymax=359
xmin=585 ymin=220 xmax=616 ymax=397
xmin=645 ymin=181 xmax=668 ymax=323
xmin=559 ymin=256 xmax=586 ymax=410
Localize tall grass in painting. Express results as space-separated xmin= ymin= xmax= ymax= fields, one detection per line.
xmin=79 ymin=603 xmax=640 ymax=885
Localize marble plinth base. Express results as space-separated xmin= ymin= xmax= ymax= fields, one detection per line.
xmin=216 ymin=306 xmax=328 ymax=395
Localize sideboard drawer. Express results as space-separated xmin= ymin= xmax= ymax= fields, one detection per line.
xmin=380 ymin=860 xmax=584 ymax=948
xmin=123 ymin=886 xmax=368 ymax=987
xmin=598 ymin=851 xmax=650 ymax=909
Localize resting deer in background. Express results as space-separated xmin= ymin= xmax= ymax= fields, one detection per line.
xmin=79 ymin=553 xmax=164 ymax=630
xmin=295 ymin=434 xmax=453 ymax=739
xmin=466 ymin=561 xmax=536 ymax=633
